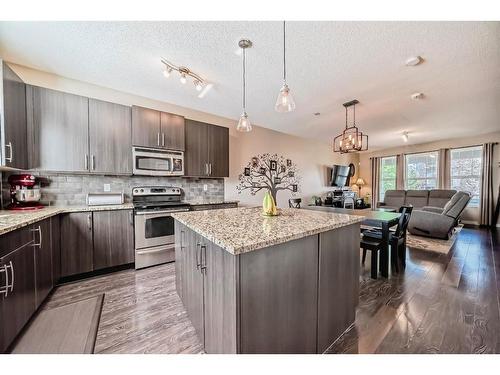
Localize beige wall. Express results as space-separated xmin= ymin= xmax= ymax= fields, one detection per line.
xmin=10 ymin=63 xmax=354 ymax=207
xmin=358 ymin=132 xmax=500 ymax=225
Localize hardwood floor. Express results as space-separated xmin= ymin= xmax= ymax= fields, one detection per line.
xmin=326 ymin=227 xmax=500 ymax=354
xmin=40 ymin=227 xmax=499 ymax=354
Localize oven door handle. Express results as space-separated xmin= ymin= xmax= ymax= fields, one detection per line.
xmin=134 ymin=208 xmax=190 ymax=216
xmin=136 ymin=247 xmax=172 ymax=255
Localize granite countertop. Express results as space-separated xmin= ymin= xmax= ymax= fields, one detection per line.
xmin=172 ymin=207 xmax=364 ymax=255
xmin=0 ymin=203 xmax=134 ymax=236
xmin=183 ymin=199 xmax=239 ymax=206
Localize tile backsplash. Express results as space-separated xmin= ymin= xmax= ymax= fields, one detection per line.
xmin=1 ymin=171 xmax=224 ymax=207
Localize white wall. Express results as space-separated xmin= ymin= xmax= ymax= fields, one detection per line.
xmin=10 ymin=63 xmax=354 ymax=207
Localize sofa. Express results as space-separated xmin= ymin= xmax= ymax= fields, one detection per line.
xmin=407 ymin=191 xmax=471 ymax=239
xmin=378 ymin=189 xmax=457 ymax=211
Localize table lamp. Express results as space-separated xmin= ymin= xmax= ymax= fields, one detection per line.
xmin=354 ymin=177 xmax=365 ymax=195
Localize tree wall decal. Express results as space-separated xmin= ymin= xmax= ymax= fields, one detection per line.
xmin=236 ymin=153 xmax=300 ymax=204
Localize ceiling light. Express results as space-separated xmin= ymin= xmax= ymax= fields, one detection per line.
xmin=411 ymin=92 xmax=424 ymax=100
xmin=194 ymin=80 xmax=203 ymax=91
xmin=333 ymin=100 xmax=368 ymax=154
xmin=161 ymin=58 xmax=207 ymax=94
xmin=405 ymin=56 xmax=423 ymax=66
xmin=275 ymin=21 xmax=296 ymax=113
xmin=236 ymin=39 xmax=252 ymax=132
xmin=402 ymin=132 xmax=409 ymax=142
xmin=197 ymin=83 xmax=213 ymax=99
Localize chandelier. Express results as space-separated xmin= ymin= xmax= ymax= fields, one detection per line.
xmin=161 ymin=58 xmax=206 ymax=92
xmin=333 ymin=99 xmax=368 ymax=153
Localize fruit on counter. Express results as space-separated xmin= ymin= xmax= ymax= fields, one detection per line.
xmin=262 ymin=191 xmax=278 ymax=216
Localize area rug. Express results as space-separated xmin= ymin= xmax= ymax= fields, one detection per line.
xmin=405 ymin=225 xmax=463 ymax=255
xmin=12 ymin=294 xmax=104 ymax=354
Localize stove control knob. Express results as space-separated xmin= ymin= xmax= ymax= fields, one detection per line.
xmin=133 ymin=189 xmax=138 ymax=194
xmin=140 ymin=189 xmax=144 ymax=193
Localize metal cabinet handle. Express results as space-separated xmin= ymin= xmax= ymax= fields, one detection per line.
xmin=180 ymin=230 xmax=185 ymax=250
xmin=31 ymin=225 xmax=42 ymax=248
xmin=209 ymin=163 xmax=212 ymax=176
xmin=85 ymin=154 xmax=89 ymax=170
xmin=129 ymin=210 xmax=134 ymax=225
xmin=157 ymin=132 xmax=160 ymax=146
xmin=0 ymin=263 xmax=8 ymax=298
xmin=200 ymin=245 xmax=207 ymax=273
xmin=92 ymin=155 xmax=96 ymax=170
xmin=0 ymin=261 xmax=14 ymax=297
xmin=196 ymin=242 xmax=202 ymax=269
xmin=162 ymin=133 xmax=165 ymax=147
xmin=87 ymin=213 xmax=92 ymax=231
xmin=205 ymin=163 xmax=209 ymax=176
xmin=5 ymin=141 xmax=13 ymax=163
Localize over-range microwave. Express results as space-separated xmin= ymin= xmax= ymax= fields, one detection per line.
xmin=132 ymin=146 xmax=184 ymax=176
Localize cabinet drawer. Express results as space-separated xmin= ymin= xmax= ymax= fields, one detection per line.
xmin=0 ymin=227 xmax=33 ymax=258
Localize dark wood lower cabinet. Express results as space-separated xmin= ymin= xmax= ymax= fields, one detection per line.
xmin=93 ymin=210 xmax=134 ymax=270
xmin=175 ymin=222 xmax=360 ymax=354
xmin=51 ymin=215 xmax=61 ymax=284
xmin=60 ymin=212 xmax=94 ymax=277
xmin=33 ymin=218 xmax=53 ymax=308
xmin=0 ymin=240 xmax=36 ymax=353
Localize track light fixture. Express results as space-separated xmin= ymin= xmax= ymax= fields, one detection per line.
xmin=161 ymin=58 xmax=206 ymax=93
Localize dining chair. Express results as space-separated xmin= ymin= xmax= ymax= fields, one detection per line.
xmin=289 ymin=198 xmax=302 ymax=208
xmin=361 ymin=206 xmax=413 ymax=277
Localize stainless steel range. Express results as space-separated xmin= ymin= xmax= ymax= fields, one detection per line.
xmin=133 ymin=186 xmax=190 ymax=269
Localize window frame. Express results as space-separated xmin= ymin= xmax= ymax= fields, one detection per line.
xmin=379 ymin=155 xmax=397 ymax=202
xmin=404 ymin=151 xmax=439 ymax=190
xmin=449 ymin=145 xmax=483 ymax=208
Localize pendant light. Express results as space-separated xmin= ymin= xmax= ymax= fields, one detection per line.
xmin=333 ymin=100 xmax=369 ymax=153
xmin=275 ymin=21 xmax=296 ymax=112
xmin=237 ymin=39 xmax=253 ymax=132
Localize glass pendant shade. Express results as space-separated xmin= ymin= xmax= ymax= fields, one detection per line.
xmin=237 ymin=112 xmax=252 ymax=132
xmin=275 ymin=84 xmax=296 ymax=112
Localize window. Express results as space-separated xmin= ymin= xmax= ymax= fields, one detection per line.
xmin=450 ymin=146 xmax=482 ymax=207
xmin=405 ymin=151 xmax=438 ymax=190
xmin=379 ymin=156 xmax=397 ymax=202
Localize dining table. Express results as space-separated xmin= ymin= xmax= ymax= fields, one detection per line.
xmin=305 ymin=206 xmax=401 ymax=277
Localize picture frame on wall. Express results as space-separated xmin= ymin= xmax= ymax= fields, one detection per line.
xmin=288 ymin=171 xmax=294 ymax=177
xmin=292 ymin=184 xmax=298 ymax=192
xmin=251 ymin=157 xmax=259 ymax=168
xmin=259 ymin=167 xmax=266 ymax=174
xmin=270 ymin=160 xmax=277 ymax=171
xmin=280 ymin=165 xmax=286 ymax=173
xmin=274 ymin=177 xmax=282 ymax=184
xmin=286 ymin=159 xmax=292 ymax=167
xmin=244 ymin=167 xmax=251 ymax=176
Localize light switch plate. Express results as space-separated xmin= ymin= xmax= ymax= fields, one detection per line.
xmin=103 ymin=184 xmax=111 ymax=192
xmin=203 ymin=184 xmax=208 ymax=192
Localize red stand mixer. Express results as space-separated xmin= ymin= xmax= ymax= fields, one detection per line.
xmin=7 ymin=174 xmax=45 ymax=210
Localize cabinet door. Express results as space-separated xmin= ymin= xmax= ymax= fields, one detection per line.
xmin=203 ymin=241 xmax=238 ymax=353
xmin=0 ymin=243 xmax=36 ymax=353
xmin=174 ymin=221 xmax=185 ymax=300
xmin=1 ymin=62 xmax=28 ymax=169
xmin=185 ymin=119 xmax=209 ymax=177
xmin=208 ymin=124 xmax=229 ymax=177
xmin=60 ymin=212 xmax=93 ymax=277
xmin=32 ymin=218 xmax=53 ymax=308
xmin=92 ymin=210 xmax=134 ymax=270
xmin=132 ymin=106 xmax=161 ymax=148
xmin=32 ymin=86 xmax=89 ymax=172
xmin=160 ymin=112 xmax=185 ymax=151
xmin=51 ymin=215 xmax=61 ymax=284
xmin=183 ymin=229 xmax=205 ymax=343
xmin=89 ymin=99 xmax=132 ymax=174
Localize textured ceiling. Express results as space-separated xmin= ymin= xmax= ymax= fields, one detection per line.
xmin=0 ymin=21 xmax=499 ymax=149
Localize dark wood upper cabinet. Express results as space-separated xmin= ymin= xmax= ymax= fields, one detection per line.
xmin=60 ymin=212 xmax=93 ymax=277
xmin=160 ymin=111 xmax=185 ymax=150
xmin=1 ymin=61 xmax=28 ymax=170
xmin=89 ymin=99 xmax=132 ymax=174
xmin=93 ymin=210 xmax=134 ymax=270
xmin=32 ymin=218 xmax=53 ymax=308
xmin=185 ymin=119 xmax=209 ymax=177
xmin=31 ymin=86 xmax=89 ymax=172
xmin=132 ymin=105 xmax=161 ymax=148
xmin=185 ymin=119 xmax=229 ymax=177
xmin=208 ymin=124 xmax=229 ymax=178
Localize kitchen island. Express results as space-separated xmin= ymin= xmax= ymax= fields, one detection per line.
xmin=172 ymin=206 xmax=363 ymax=354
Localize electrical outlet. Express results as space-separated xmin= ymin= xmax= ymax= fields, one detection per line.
xmin=103 ymin=184 xmax=111 ymax=192
xmin=203 ymin=184 xmax=208 ymax=192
